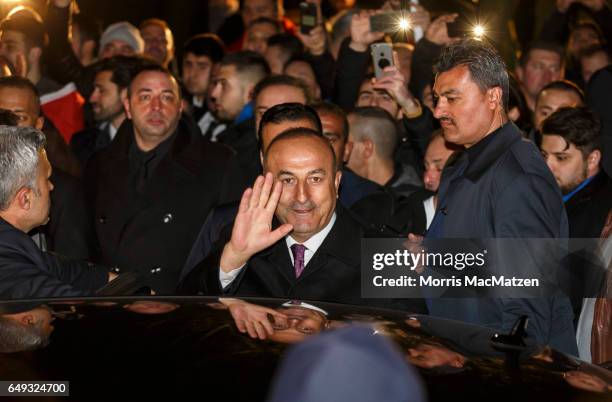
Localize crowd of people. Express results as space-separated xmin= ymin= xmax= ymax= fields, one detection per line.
xmin=0 ymin=0 xmax=610 ymax=364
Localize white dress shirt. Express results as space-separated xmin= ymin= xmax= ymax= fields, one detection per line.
xmin=219 ymin=213 xmax=337 ymax=289
xmin=423 ymin=196 xmax=435 ymax=230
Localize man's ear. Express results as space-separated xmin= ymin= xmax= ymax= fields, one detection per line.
xmin=334 ymin=169 xmax=342 ymax=193
xmin=486 ymin=87 xmax=503 ymax=110
xmin=343 ymin=140 xmax=353 ymax=163
xmin=15 ymin=187 xmax=33 ymax=211
xmin=19 ymin=313 xmax=36 ymax=326
xmin=35 ymin=115 xmax=44 ymax=130
xmin=363 ymin=139 xmax=375 ymax=159
xmin=123 ymin=93 xmax=132 ymax=119
xmin=27 ymin=46 xmax=42 ymax=67
xmin=587 ymin=149 xmax=602 ymax=176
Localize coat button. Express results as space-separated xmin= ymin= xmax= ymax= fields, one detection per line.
xmin=162 ymin=213 xmax=173 ymax=223
xmin=99 ymin=216 xmax=107 ymax=224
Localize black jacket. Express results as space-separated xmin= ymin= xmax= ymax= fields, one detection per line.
xmin=181 ymin=205 xmax=426 ymax=313
xmin=586 ymin=65 xmax=612 ymax=177
xmin=566 ymin=171 xmax=612 ymax=238
xmin=70 ymin=124 xmax=113 ymax=168
xmin=0 ymin=218 xmax=108 ymax=300
xmin=426 ymin=122 xmax=577 ymax=354
xmin=215 ymin=117 xmax=261 ymax=184
xmin=84 ymin=118 xmax=246 ymax=294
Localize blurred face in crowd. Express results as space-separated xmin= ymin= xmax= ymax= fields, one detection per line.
xmin=423 ymin=135 xmax=455 ymax=192
xmin=140 ymin=22 xmax=173 ymax=67
xmin=182 ymin=53 xmax=214 ymax=99
xmin=357 ymin=80 xmax=400 ymax=118
xmin=540 ymin=134 xmax=600 ymax=194
xmin=90 ymin=70 xmax=124 ymax=124
xmin=581 ymin=51 xmax=610 ymax=84
xmin=534 ymin=88 xmax=582 ymax=130
xmin=433 ymin=65 xmax=502 ymax=147
xmin=568 ymin=25 xmax=600 ymax=59
xmin=100 ymin=39 xmax=137 ymax=59
xmin=209 ymin=64 xmax=252 ymax=122
xmin=268 ymin=306 xmax=327 ymax=344
xmin=125 ymin=70 xmax=182 ymax=150
xmin=244 ymin=21 xmax=278 ymax=55
xmin=264 ymin=44 xmax=286 ymax=75
xmin=242 ymin=0 xmax=278 ymax=28
xmin=5 ymin=306 xmax=55 ymax=340
xmin=517 ymin=49 xmax=563 ymax=100
xmin=0 ymin=86 xmax=43 ymax=129
xmin=265 ymin=136 xmax=341 ymax=243
xmin=0 ymin=29 xmax=37 ymax=74
xmin=284 ymin=60 xmax=321 ymax=101
xmin=318 ymin=110 xmax=350 ymax=169
xmin=254 ymin=84 xmax=307 ymax=131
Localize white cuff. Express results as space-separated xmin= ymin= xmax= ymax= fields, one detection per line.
xmin=219 ymin=265 xmax=245 ymax=289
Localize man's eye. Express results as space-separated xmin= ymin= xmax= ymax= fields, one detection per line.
xmin=139 ymin=94 xmax=150 ymax=101
xmin=556 ymin=156 xmax=568 ymax=162
xmin=281 ymin=178 xmax=295 ymax=185
xmin=309 ymin=176 xmax=323 ymax=184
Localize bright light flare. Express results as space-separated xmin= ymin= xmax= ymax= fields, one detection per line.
xmin=398 ymin=18 xmax=410 ymax=31
xmin=473 ymin=24 xmax=486 ymax=39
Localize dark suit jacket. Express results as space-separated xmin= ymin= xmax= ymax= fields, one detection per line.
xmin=84 ymin=118 xmax=246 ymax=294
xmin=181 ymin=205 xmax=427 ymax=313
xmin=45 ymin=168 xmax=94 ymax=259
xmin=70 ymin=124 xmax=112 ymax=168
xmin=0 ymin=218 xmax=108 ymax=299
xmin=566 ymin=171 xmax=612 ymax=238
xmin=215 ymin=117 xmax=261 ymax=185
xmin=426 ymin=122 xmax=577 ymax=355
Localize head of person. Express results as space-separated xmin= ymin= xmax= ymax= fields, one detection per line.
xmin=284 ymin=56 xmax=321 ymax=101
xmin=540 ymin=106 xmax=601 ymax=195
xmin=0 ymin=76 xmax=43 ymax=129
xmin=567 ymin=22 xmax=602 ymax=60
xmin=393 ymin=42 xmax=413 ymax=84
xmin=0 ymin=306 xmax=53 ymax=353
xmin=312 ymin=101 xmax=351 ymax=169
xmin=209 ymin=50 xmax=269 ymax=122
xmin=263 ymin=128 xmax=340 ymax=243
xmin=99 ymin=21 xmax=144 ymax=59
xmin=139 ymin=18 xmax=174 ymax=68
xmin=406 ymin=342 xmax=466 ymax=370
xmin=71 ymin=13 xmax=101 ymax=65
xmin=181 ymin=34 xmax=225 ymax=100
xmin=579 ymin=45 xmax=611 ymax=84
xmin=258 ymin=103 xmax=322 ymax=154
xmin=534 ymin=80 xmax=584 ymax=130
xmin=516 ymin=41 xmax=565 ymax=103
xmin=243 ymin=17 xmax=281 ymax=56
xmin=357 ymin=75 xmax=401 ymax=119
xmin=90 ymin=56 xmax=153 ymax=125
xmin=0 ymin=14 xmax=46 ymax=76
xmin=423 ymin=130 xmax=460 ymax=192
xmin=346 ymin=107 xmax=398 ymax=179
xmin=0 ymin=126 xmax=51 ymax=233
xmin=125 ymin=65 xmax=182 ymax=151
xmin=240 ymin=0 xmax=283 ymax=28
xmin=433 ymin=39 xmax=508 ymax=147
xmin=264 ymin=33 xmax=304 ymax=75
xmin=253 ymin=74 xmax=310 ymax=131
xmin=268 ymin=305 xmax=328 ymax=344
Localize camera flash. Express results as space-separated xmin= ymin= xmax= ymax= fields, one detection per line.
xmin=473 ymin=24 xmax=485 ymax=39
xmin=398 ymin=18 xmax=410 ymax=31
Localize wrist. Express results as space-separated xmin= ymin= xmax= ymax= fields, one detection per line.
xmin=220 ymin=243 xmax=248 ymax=273
xmin=400 ymin=97 xmax=422 ymax=119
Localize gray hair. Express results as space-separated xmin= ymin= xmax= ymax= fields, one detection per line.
xmin=0 ymin=125 xmax=46 ymax=210
xmin=0 ymin=316 xmax=50 ymax=353
xmin=434 ymin=39 xmax=509 ymax=112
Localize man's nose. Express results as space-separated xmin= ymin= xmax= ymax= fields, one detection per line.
xmin=433 ymin=99 xmax=446 ymax=119
xmin=296 ymin=182 xmax=309 ymax=203
xmin=150 ymin=95 xmax=162 ymax=110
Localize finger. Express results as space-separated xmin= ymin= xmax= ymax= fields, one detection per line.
xmin=269 ymin=223 xmax=294 ymax=243
xmin=238 ymin=187 xmax=253 ymax=213
xmin=235 ymin=318 xmax=247 ymax=333
xmin=245 ymin=321 xmax=258 ymax=338
xmin=261 ymin=316 xmax=275 ymax=336
xmin=253 ymin=321 xmax=267 ymax=339
xmin=249 ymin=175 xmax=265 ymax=209
xmin=264 ymin=178 xmax=283 ymax=211
xmin=257 ymin=172 xmax=273 ymax=208
xmin=393 ymin=50 xmax=401 ymax=70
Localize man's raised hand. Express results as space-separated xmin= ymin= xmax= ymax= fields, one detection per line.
xmin=220 ymin=173 xmax=293 ymax=272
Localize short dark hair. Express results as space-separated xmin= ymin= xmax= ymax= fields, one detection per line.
xmin=253 ymin=74 xmax=310 ymax=106
xmin=240 ymin=0 xmax=281 ymax=13
xmin=258 ymin=102 xmax=322 ymax=149
xmin=312 ymin=101 xmax=349 ymax=142
xmin=267 ymin=33 xmax=304 ymax=58
xmin=434 ymin=39 xmax=509 ymax=111
xmin=182 ymin=33 xmax=225 ymax=64
xmin=264 ymin=127 xmax=336 ymax=171
xmin=0 ymin=14 xmax=46 ymax=49
xmin=0 ymin=76 xmax=40 ymax=115
xmin=219 ymin=50 xmax=270 ymax=82
xmin=541 ymin=106 xmax=601 ymax=158
xmin=0 ymin=108 xmax=19 ymax=126
xmin=127 ymin=64 xmax=180 ymax=98
xmin=94 ymin=55 xmax=155 ymax=91
xmin=537 ymin=80 xmax=585 ymax=104
xmin=247 ymin=16 xmax=281 ymax=31
xmin=519 ymin=40 xmax=565 ymax=67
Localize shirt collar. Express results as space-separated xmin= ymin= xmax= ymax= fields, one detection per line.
xmin=285 ymin=212 xmax=337 ymax=254
xmin=563 ymin=174 xmax=597 ymax=203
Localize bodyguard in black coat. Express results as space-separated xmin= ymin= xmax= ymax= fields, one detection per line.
xmin=84 ymin=67 xmax=245 ymax=294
